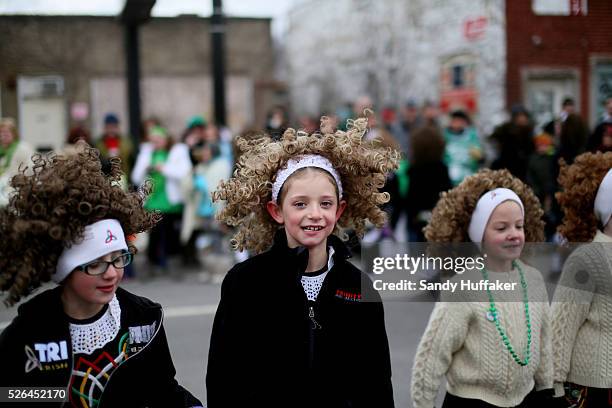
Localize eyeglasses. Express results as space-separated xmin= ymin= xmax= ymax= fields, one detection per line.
xmin=77 ymin=252 xmax=133 ymax=276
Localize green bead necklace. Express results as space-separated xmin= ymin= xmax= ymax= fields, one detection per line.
xmin=481 ymin=260 xmax=531 ymax=367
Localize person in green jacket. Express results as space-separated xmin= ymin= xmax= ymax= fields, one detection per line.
xmin=443 ymin=110 xmax=483 ymax=186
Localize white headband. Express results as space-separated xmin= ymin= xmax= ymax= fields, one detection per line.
xmin=468 ymin=188 xmax=525 ymax=244
xmin=271 ymin=154 xmax=343 ymax=202
xmin=53 ymin=219 xmax=128 ymax=283
xmin=594 ymin=168 xmax=612 ymax=227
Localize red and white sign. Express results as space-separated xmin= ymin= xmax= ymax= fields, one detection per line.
xmin=464 ymin=17 xmax=487 ymax=41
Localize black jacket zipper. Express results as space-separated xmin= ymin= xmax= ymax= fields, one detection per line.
xmin=307 ymin=301 xmax=320 ymax=370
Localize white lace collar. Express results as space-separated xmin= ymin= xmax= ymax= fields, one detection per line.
xmin=301 ymin=247 xmax=335 ymax=301
xmin=69 ymin=294 xmax=121 ymax=355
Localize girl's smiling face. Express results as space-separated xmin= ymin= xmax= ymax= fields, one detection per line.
xmin=267 ymin=168 xmax=346 ymax=251
xmin=482 ymin=200 xmax=525 ymax=271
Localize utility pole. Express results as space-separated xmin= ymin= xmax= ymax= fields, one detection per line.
xmin=120 ymin=0 xmax=155 ymax=144
xmin=211 ymin=0 xmax=227 ymax=126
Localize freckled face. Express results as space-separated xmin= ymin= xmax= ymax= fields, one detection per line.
xmin=482 ymin=200 xmax=525 ymax=264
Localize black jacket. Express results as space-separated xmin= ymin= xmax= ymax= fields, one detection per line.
xmin=406 ymin=161 xmax=452 ymax=240
xmin=206 ymin=232 xmax=394 ymax=408
xmin=0 ymin=286 xmax=202 ymax=407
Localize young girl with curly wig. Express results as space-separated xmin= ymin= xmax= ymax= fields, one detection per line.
xmin=411 ymin=169 xmax=553 ymax=408
xmin=0 ymin=144 xmax=202 ymax=408
xmin=551 ymin=151 xmax=612 ymax=407
xmin=206 ymin=115 xmax=399 ymax=407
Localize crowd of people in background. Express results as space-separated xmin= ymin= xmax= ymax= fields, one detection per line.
xmin=0 ymin=94 xmax=611 ymax=278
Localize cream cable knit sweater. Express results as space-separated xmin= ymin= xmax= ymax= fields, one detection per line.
xmin=411 ymin=260 xmax=553 ymax=408
xmin=551 ymin=230 xmax=612 ymax=396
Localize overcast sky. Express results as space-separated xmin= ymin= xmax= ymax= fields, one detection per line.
xmin=0 ymin=0 xmax=300 ymax=37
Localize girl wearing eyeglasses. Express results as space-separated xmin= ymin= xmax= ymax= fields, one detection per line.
xmin=0 ymin=144 xmax=202 ymax=408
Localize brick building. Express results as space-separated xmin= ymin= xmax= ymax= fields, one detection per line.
xmin=0 ymin=15 xmax=279 ymax=151
xmin=506 ymin=0 xmax=612 ymax=128
xmin=286 ymin=0 xmax=612 ymax=133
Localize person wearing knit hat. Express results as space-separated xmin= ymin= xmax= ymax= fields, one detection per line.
xmin=411 ymin=169 xmax=553 ymax=408
xmin=0 ymin=143 xmax=202 ymax=407
xmin=187 ymin=115 xmax=207 ymax=129
xmin=551 ymin=151 xmax=612 ymax=407
xmin=95 ymin=112 xmax=133 ymax=176
xmin=206 ymin=113 xmax=399 ymax=407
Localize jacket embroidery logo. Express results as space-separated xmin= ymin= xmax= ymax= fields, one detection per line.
xmin=24 ymin=345 xmax=42 ymax=373
xmin=335 ymin=289 xmax=361 ymax=302
xmin=34 ymin=340 xmax=69 ymax=362
xmin=129 ymin=322 xmax=156 ymax=345
xmin=105 ymin=229 xmax=117 ymax=244
xmin=25 ymin=341 xmax=69 ymax=373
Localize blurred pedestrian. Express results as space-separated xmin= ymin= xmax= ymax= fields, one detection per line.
xmin=587 ymin=97 xmax=612 ymax=152
xmin=489 ymin=105 xmax=535 ymax=182
xmin=182 ymin=115 xmax=207 ymax=165
xmin=265 ymin=105 xmax=289 ymax=140
xmin=406 ymin=126 xmax=452 ymax=241
xmin=527 ymin=124 xmax=556 ymax=239
xmin=298 ymin=115 xmax=319 ymax=134
xmin=181 ymin=141 xmax=232 ymax=265
xmin=363 ymin=113 xmax=402 ymax=238
xmin=64 ymin=124 xmax=92 ymax=155
xmin=443 ymin=110 xmax=483 ymax=186
xmin=422 ymin=100 xmax=441 ymax=130
xmin=558 ymin=113 xmax=588 ymax=165
xmin=141 ymin=116 xmax=162 ymax=143
xmin=391 ymin=99 xmax=423 ymax=158
xmin=0 ymin=117 xmax=34 ymax=208
xmin=96 ymin=113 xmax=133 ymax=176
xmin=381 ymin=106 xmax=397 ymax=133
xmin=601 ymin=96 xmax=612 ymax=123
xmin=204 ymin=121 xmax=233 ymax=165
xmin=588 ymin=120 xmax=612 ymax=153
xmin=131 ymin=126 xmax=192 ymax=270
xmin=559 ymin=97 xmax=576 ymax=122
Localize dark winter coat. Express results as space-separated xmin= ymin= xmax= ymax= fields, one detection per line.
xmin=0 ymin=286 xmax=202 ymax=407
xmin=206 ymin=231 xmax=394 ymax=408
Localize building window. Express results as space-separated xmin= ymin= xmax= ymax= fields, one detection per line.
xmin=452 ymin=65 xmax=464 ymax=88
xmin=532 ymin=0 xmax=588 ymax=16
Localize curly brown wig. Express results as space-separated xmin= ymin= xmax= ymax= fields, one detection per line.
xmin=0 ymin=142 xmax=159 ymax=306
xmin=556 ymin=151 xmax=612 ymax=242
xmin=213 ymin=115 xmax=401 ymax=253
xmin=424 ymin=168 xmax=545 ymax=243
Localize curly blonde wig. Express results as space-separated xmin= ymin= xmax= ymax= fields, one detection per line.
xmin=213 ymin=115 xmax=400 ymax=253
xmin=556 ymin=151 xmax=612 ymax=242
xmin=424 ymin=168 xmax=545 ymax=243
xmin=0 ymin=143 xmax=159 ymax=306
